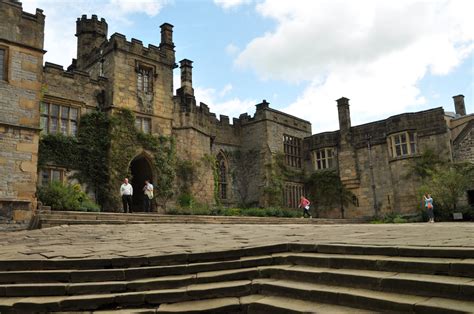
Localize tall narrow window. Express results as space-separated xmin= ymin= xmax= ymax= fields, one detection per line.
xmin=216 ymin=154 xmax=227 ymax=200
xmin=0 ymin=48 xmax=5 ymax=81
xmin=137 ymin=65 xmax=153 ymax=93
xmin=40 ymin=102 xmax=78 ymax=136
xmin=283 ymin=134 xmax=302 ymax=168
xmin=284 ymin=183 xmax=304 ymax=208
xmin=313 ymin=148 xmax=335 ymax=170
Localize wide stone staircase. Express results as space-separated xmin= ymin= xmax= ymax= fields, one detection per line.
xmin=36 ymin=211 xmax=366 ymax=229
xmin=1 ymin=243 xmax=474 ymax=313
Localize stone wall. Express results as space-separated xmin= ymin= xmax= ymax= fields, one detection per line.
xmin=0 ymin=0 xmax=44 ymax=221
xmin=42 ymin=62 xmax=105 ymax=111
xmin=308 ymin=106 xmax=452 ymax=218
xmin=453 ymin=120 xmax=474 ymax=163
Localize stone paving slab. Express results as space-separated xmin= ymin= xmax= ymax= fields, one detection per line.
xmin=0 ymin=223 xmax=473 ymax=260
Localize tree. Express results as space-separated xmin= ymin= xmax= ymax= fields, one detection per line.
xmin=420 ymin=163 xmax=474 ymax=212
xmin=410 ymin=148 xmax=447 ymax=179
xmin=305 ymin=169 xmax=355 ymax=218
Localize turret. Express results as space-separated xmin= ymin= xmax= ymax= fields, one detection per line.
xmin=75 ymin=14 xmax=108 ymax=70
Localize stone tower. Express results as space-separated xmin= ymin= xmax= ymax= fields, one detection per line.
xmin=75 ymin=14 xmax=108 ymax=70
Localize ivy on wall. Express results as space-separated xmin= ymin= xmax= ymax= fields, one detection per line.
xmin=38 ymin=108 xmax=176 ymax=211
xmin=305 ymin=169 xmax=355 ymax=218
xmin=263 ymin=153 xmax=305 ymax=207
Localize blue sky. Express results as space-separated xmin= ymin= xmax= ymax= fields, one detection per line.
xmin=23 ymin=0 xmax=473 ymax=133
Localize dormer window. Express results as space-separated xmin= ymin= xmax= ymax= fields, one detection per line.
xmin=388 ymin=131 xmax=417 ymax=157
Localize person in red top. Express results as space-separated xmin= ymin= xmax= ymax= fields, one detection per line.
xmin=298 ymin=195 xmax=312 ymax=218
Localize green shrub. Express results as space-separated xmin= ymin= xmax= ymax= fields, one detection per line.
xmin=370 ymin=213 xmax=408 ymax=224
xmin=165 ymin=205 xmax=300 ymax=218
xmin=38 ymin=181 xmax=99 ymax=212
xmin=223 ymin=208 xmax=241 ymax=216
xmin=177 ymin=193 xmax=194 ymax=208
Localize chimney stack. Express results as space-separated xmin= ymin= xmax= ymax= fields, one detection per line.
xmin=179 ymin=59 xmax=193 ymax=96
xmin=453 ymin=94 xmax=466 ymax=116
xmin=337 ymin=97 xmax=351 ymax=133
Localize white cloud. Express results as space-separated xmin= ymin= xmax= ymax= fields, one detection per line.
xmin=225 ymin=43 xmax=239 ymax=56
xmin=219 ymin=83 xmax=233 ymax=97
xmin=214 ymin=0 xmax=252 ymax=10
xmin=236 ymin=0 xmax=474 ymax=132
xmin=108 ymin=0 xmax=169 ymax=17
xmin=21 ymin=0 xmax=170 ymax=67
xmin=195 ymin=85 xmax=256 ymax=122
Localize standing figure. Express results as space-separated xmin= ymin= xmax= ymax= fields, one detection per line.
xmin=298 ymin=195 xmax=312 ymax=218
xmin=120 ymin=178 xmax=133 ymax=213
xmin=423 ymin=192 xmax=434 ymax=223
xmin=143 ymin=180 xmax=154 ymax=212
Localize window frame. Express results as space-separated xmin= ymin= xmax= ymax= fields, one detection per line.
xmin=136 ymin=63 xmax=154 ymax=94
xmin=135 ymin=116 xmax=152 ymax=134
xmin=0 ymin=46 xmax=8 ymax=82
xmin=283 ymin=134 xmax=302 ymax=168
xmin=283 ymin=182 xmax=304 ymax=208
xmin=388 ymin=131 xmax=417 ymax=158
xmin=40 ymin=102 xmax=79 ymax=136
xmin=39 ymin=167 xmax=66 ymax=186
xmin=313 ymin=147 xmax=336 ymax=170
xmin=216 ymin=154 xmax=228 ymax=200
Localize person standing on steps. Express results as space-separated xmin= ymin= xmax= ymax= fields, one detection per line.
xmin=120 ymin=178 xmax=133 ymax=213
xmin=423 ymin=192 xmax=434 ymax=223
xmin=298 ymin=195 xmax=312 ymax=218
xmin=143 ymin=179 xmax=154 ymax=212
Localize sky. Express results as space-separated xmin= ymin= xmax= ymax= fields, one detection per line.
xmin=22 ymin=0 xmax=474 ymax=133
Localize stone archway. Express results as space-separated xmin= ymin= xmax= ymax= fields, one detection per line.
xmin=130 ymin=155 xmax=153 ymax=212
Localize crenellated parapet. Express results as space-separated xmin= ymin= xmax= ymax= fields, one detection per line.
xmin=0 ymin=0 xmax=45 ymax=50
xmin=43 ymin=62 xmax=107 ymax=109
xmin=75 ymin=15 xmax=175 ymax=71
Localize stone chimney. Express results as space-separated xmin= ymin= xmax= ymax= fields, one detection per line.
xmin=179 ymin=59 xmax=193 ymax=96
xmin=160 ymin=23 xmax=174 ymax=49
xmin=337 ymin=97 xmax=351 ymax=133
xmin=256 ymin=99 xmax=270 ymax=112
xmin=453 ymin=94 xmax=466 ymax=116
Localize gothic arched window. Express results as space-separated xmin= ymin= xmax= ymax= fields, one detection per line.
xmin=216 ymin=154 xmax=227 ymax=200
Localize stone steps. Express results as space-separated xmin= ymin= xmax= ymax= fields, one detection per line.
xmin=1 ymin=264 xmax=473 ymax=301
xmin=37 ymin=210 xmax=366 ymax=228
xmin=0 ymin=243 xmax=473 ymax=312
xmin=255 ymin=278 xmax=474 ymax=313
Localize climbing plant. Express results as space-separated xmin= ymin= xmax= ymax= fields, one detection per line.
xmin=38 ymin=108 xmax=177 ymax=211
xmin=305 ymin=169 xmax=355 ymax=218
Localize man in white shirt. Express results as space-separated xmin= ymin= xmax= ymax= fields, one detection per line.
xmin=120 ymin=178 xmax=133 ymax=213
xmin=143 ymin=180 xmax=154 ymax=212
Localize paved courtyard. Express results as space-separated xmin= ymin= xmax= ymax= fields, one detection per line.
xmin=0 ymin=222 xmax=473 ymax=260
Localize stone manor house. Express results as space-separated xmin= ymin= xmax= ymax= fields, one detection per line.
xmin=1 ymin=1 xmax=473 ymax=222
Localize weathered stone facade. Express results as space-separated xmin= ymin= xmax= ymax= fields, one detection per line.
xmin=0 ymin=0 xmax=44 ymax=221
xmin=0 ymin=1 xmax=472 ymax=220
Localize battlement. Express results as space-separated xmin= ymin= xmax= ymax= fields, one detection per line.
xmin=44 ymin=62 xmax=107 ymax=85
xmin=107 ymin=32 xmax=170 ymax=63
xmin=308 ymin=106 xmax=447 ymax=150
xmin=0 ymin=0 xmax=45 ymax=50
xmin=76 ymin=14 xmax=107 ymax=37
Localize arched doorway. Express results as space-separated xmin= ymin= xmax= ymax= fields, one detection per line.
xmin=130 ymin=155 xmax=153 ymax=212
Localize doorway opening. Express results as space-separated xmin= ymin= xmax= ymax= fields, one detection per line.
xmin=130 ymin=155 xmax=153 ymax=212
